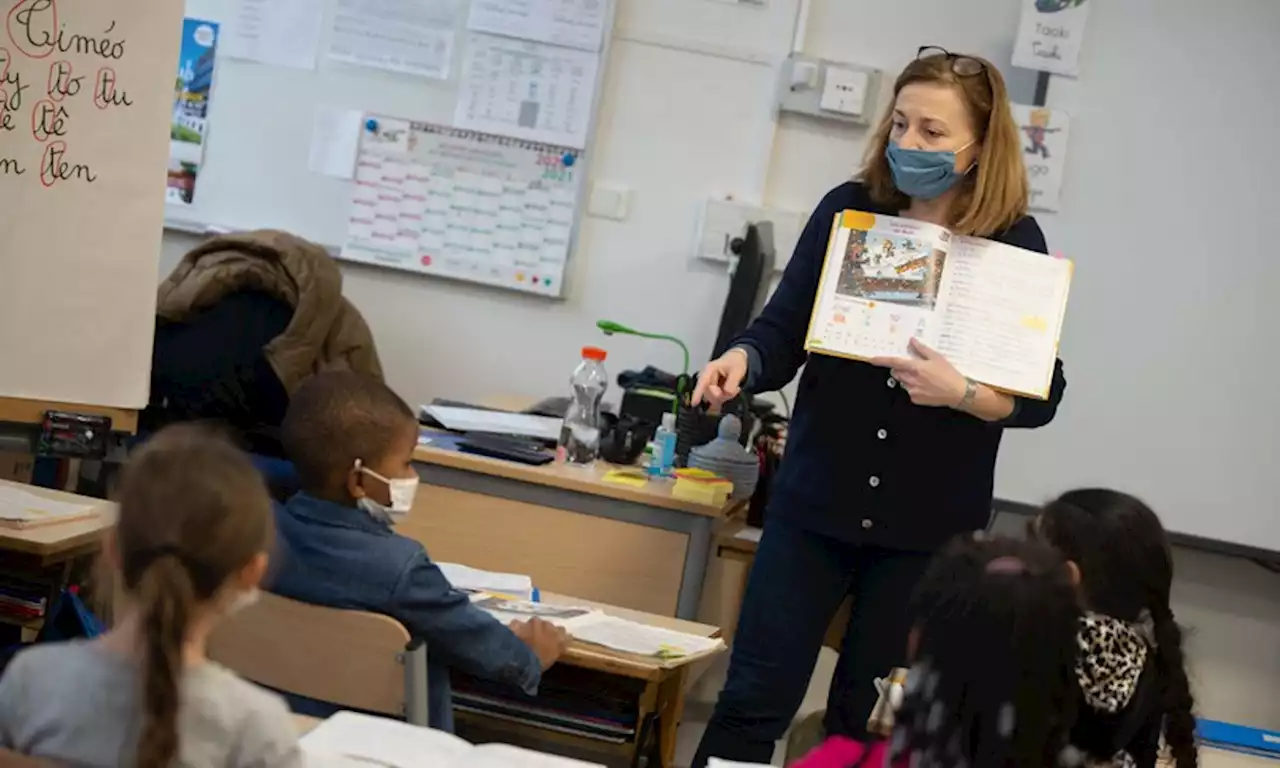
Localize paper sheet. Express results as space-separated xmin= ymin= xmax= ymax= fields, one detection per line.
xmin=1 ymin=0 xmax=183 ymax=408
xmin=454 ymin=33 xmax=599 ymax=148
xmin=424 ymin=405 xmax=563 ymax=441
xmin=304 ymin=712 xmax=604 ymax=767
xmin=438 ymin=563 xmax=534 ymax=601
xmin=224 ymin=0 xmax=324 ymax=70
xmin=308 ymin=108 xmax=365 ymax=179
xmin=467 ymin=0 xmax=608 ymax=52
xmin=570 ymin=614 xmax=724 ymax=659
xmin=473 ymin=596 xmax=601 ymax=630
xmin=0 ymin=487 xmax=91 ymax=523
xmin=328 ymin=0 xmax=461 ymax=79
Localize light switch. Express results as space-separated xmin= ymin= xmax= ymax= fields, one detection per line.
xmin=820 ymin=67 xmax=870 ymax=117
xmin=588 ymin=183 xmax=632 ymax=221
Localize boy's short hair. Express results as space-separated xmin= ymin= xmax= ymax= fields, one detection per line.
xmin=282 ymin=372 xmax=416 ymax=494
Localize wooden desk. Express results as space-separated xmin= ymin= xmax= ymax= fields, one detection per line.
xmin=407 ymin=438 xmax=741 ymax=619
xmin=0 ymin=397 xmax=138 ymax=433
xmin=0 ymin=480 xmax=115 ymax=566
xmin=291 ymin=592 xmax=721 ymax=767
xmin=458 ymin=591 xmax=720 ymax=768
xmin=0 ymin=480 xmax=114 ymax=635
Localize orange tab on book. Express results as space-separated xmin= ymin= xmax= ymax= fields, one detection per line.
xmin=840 ymin=210 xmax=876 ymax=230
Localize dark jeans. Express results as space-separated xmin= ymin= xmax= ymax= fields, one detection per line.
xmin=693 ymin=516 xmax=933 ymax=767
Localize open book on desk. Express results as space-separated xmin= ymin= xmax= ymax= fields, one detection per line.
xmin=805 ymin=210 xmax=1072 ymax=399
xmin=303 ymin=711 xmax=602 ymax=767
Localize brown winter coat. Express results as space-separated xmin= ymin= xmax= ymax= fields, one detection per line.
xmin=156 ymin=230 xmax=383 ymax=393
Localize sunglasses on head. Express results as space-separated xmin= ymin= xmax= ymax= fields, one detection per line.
xmin=915 ymin=45 xmax=988 ymax=78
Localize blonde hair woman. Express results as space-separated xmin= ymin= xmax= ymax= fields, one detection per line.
xmin=691 ymin=47 xmax=1067 ymax=766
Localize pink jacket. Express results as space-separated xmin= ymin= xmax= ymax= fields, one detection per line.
xmin=791 ymin=737 xmax=898 ymax=768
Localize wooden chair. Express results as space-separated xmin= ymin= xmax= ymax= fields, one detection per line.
xmin=207 ymin=592 xmax=428 ymax=726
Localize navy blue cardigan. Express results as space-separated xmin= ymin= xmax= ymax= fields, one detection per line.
xmin=737 ymin=182 xmax=1066 ymax=550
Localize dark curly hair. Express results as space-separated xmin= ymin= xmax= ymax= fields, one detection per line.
xmin=891 ymin=535 xmax=1082 ymax=768
xmin=1034 ymin=489 xmax=1197 ymax=768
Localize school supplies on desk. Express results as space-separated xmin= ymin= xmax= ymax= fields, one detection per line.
xmin=806 ymin=210 xmax=1072 ymax=399
xmin=0 ymin=486 xmax=97 ymax=530
xmin=302 ymin=711 xmax=602 ymax=767
xmin=602 ymin=468 xmax=648 ymax=488
xmin=671 ymin=468 xmax=733 ymax=507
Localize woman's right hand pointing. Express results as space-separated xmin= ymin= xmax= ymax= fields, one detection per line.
xmin=691 ymin=348 xmax=750 ymax=407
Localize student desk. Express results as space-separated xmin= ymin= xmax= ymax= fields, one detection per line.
xmin=0 ymin=479 xmax=114 ymax=634
xmin=407 ymin=438 xmax=741 ymax=619
xmin=291 ymin=592 xmax=721 ymax=768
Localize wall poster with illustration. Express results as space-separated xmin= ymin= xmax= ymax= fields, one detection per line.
xmin=1011 ymin=103 xmax=1069 ymax=212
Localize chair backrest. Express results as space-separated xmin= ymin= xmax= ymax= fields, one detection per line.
xmin=207 ymin=592 xmax=425 ymax=722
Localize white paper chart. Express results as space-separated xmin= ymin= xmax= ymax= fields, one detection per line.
xmin=454 ymin=32 xmax=599 ymax=149
xmin=340 ymin=117 xmax=581 ymax=297
xmin=467 ymin=0 xmax=608 ymax=52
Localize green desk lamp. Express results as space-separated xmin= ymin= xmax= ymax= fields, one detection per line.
xmin=595 ymin=320 xmax=690 ymax=376
xmin=596 ymin=319 xmax=691 ymax=415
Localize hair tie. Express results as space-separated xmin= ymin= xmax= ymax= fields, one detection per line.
xmin=985 ymin=556 xmax=1026 ymax=575
xmin=135 ymin=544 xmax=186 ymax=569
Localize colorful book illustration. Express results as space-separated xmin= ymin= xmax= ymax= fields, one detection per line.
xmin=805 ymin=210 xmax=1073 ymax=400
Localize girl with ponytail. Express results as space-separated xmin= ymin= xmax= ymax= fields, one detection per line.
xmin=0 ymin=425 xmax=300 ymax=767
xmin=1032 ymin=489 xmax=1198 ymax=768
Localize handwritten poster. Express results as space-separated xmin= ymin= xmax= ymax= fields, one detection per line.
xmin=168 ymin=18 xmax=218 ymax=206
xmin=1011 ymin=104 xmax=1070 ymax=212
xmin=1012 ymin=0 xmax=1090 ymax=77
xmin=0 ymin=0 xmax=183 ymax=408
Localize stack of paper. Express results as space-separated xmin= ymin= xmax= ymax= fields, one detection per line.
xmin=303 ymin=711 xmax=603 ymax=767
xmin=570 ymin=615 xmax=725 ymax=661
xmin=0 ymin=486 xmax=97 ymax=530
xmin=473 ymin=594 xmax=725 ymax=663
xmin=439 ymin=563 xmax=535 ymax=602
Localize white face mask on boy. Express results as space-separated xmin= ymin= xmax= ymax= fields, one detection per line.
xmin=354 ymin=460 xmax=418 ymax=526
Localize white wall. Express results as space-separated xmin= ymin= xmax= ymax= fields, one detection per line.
xmin=159 ymin=0 xmax=1280 ymax=731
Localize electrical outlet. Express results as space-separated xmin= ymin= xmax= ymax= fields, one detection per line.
xmin=696 ymin=198 xmax=807 ymax=270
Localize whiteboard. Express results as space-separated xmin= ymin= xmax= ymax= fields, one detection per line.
xmin=170 ymin=0 xmax=614 ymax=297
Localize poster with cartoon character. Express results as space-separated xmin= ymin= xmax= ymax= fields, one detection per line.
xmin=1011 ymin=104 xmax=1070 ymax=212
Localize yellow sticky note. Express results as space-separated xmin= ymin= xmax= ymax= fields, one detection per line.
xmin=1020 ymin=315 xmax=1048 ymax=332
xmin=603 ymin=469 xmax=648 ymax=488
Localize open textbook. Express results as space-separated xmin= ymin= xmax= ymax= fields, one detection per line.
xmin=303 ymin=711 xmax=603 ymax=767
xmin=805 ymin=210 xmax=1072 ymax=399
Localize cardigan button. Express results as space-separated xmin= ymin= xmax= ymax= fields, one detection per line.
xmin=886 ymin=377 xmax=898 ymax=388
xmin=862 ymin=519 xmax=874 ymax=529
xmin=868 ymin=476 xmax=881 ymax=488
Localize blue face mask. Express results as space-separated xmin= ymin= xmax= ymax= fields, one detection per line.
xmin=885 ymin=141 xmax=974 ymax=200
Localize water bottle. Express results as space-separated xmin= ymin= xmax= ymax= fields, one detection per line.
xmin=558 ymin=346 xmax=608 ymax=466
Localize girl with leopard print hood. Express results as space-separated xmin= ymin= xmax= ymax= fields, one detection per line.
xmin=1031 ymin=490 xmax=1197 ymax=768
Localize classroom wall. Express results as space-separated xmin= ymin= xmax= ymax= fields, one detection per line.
xmin=159 ymin=0 xmax=1280 ymax=730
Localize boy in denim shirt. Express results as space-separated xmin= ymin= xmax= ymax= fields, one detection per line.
xmin=269 ymin=372 xmax=568 ymax=731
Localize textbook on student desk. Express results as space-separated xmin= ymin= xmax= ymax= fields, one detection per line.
xmin=805 ymin=210 xmax=1073 ymax=400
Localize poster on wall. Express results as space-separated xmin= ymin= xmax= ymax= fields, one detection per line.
xmin=167 ymin=18 xmax=220 ymax=206
xmin=1011 ymin=0 xmax=1090 ymax=77
xmin=0 ymin=0 xmax=184 ymax=408
xmin=1011 ymin=104 xmax=1069 ymax=212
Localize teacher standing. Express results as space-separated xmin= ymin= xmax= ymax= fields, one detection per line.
xmin=691 ymin=47 xmax=1067 ymax=766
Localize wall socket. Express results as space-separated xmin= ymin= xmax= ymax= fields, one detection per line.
xmin=695 ymin=198 xmax=807 ymax=271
